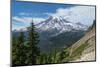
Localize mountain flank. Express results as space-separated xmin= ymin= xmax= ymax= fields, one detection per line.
xmin=69 ymin=21 xmax=96 ymax=61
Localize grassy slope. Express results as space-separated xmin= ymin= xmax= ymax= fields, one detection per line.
xmin=59 ymin=26 xmax=96 ymax=62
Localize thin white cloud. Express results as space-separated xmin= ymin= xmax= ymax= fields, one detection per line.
xmin=47 ymin=6 xmax=95 ymax=26
xmin=12 ymin=16 xmax=29 ymax=23
xmin=12 ymin=16 xmax=46 ymax=30
xmin=12 ymin=16 xmax=45 ymax=24
xmin=12 ymin=24 xmax=27 ymax=31
xmin=19 ymin=12 xmax=32 ymax=16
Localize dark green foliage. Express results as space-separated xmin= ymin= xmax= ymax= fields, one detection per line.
xmin=27 ymin=22 xmax=40 ymax=64
xmin=59 ymin=50 xmax=67 ymax=61
xmin=87 ymin=19 xmax=96 ymax=31
xmin=93 ymin=20 xmax=96 ymax=27
xmin=70 ymin=43 xmax=89 ymax=60
xmin=12 ymin=20 xmax=40 ymax=66
xmin=12 ymin=36 xmax=18 ymax=65
xmin=18 ymin=31 xmax=26 ymax=65
xmin=12 ymin=31 xmax=25 ymax=65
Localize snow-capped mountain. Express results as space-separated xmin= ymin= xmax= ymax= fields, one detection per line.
xmin=13 ymin=16 xmax=88 ymax=37
xmin=36 ymin=16 xmax=88 ymax=36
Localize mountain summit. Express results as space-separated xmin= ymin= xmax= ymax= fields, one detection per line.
xmin=36 ymin=16 xmax=88 ymax=35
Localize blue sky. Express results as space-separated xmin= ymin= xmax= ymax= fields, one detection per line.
xmin=12 ymin=1 xmax=95 ymax=30
xmin=12 ymin=1 xmax=75 ymax=18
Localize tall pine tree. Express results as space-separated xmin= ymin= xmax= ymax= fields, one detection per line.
xmin=18 ymin=31 xmax=26 ymax=65
xmin=12 ymin=20 xmax=40 ymax=66
xmin=27 ymin=20 xmax=40 ymax=64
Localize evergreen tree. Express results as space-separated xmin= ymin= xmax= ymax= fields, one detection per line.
xmin=27 ymin=20 xmax=40 ymax=64
xmin=12 ymin=35 xmax=18 ymax=65
xmin=18 ymin=31 xmax=26 ymax=65
xmin=87 ymin=19 xmax=96 ymax=31
xmin=12 ymin=31 xmax=25 ymax=66
xmin=59 ymin=50 xmax=66 ymax=61
xmin=92 ymin=19 xmax=96 ymax=28
xmin=12 ymin=20 xmax=40 ymax=65
xmin=52 ymin=49 xmax=57 ymax=63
